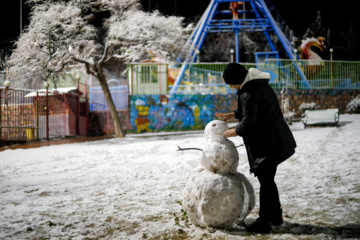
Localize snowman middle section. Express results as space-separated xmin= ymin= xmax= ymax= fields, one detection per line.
xmin=183 ymin=120 xmax=255 ymax=229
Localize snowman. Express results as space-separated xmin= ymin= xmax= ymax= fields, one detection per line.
xmin=182 ymin=120 xmax=255 ymax=229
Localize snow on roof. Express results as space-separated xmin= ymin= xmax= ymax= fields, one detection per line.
xmin=24 ymin=87 xmax=78 ymax=97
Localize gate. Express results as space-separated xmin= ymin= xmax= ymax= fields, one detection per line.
xmin=0 ymin=88 xmax=36 ymax=142
xmin=0 ymin=87 xmax=86 ymax=144
xmin=128 ymin=63 xmax=168 ymax=94
xmin=89 ymin=79 xmax=130 ymax=134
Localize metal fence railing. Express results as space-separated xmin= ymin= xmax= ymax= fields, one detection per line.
xmin=264 ymin=59 xmax=360 ymax=90
xmin=129 ymin=59 xmax=360 ymax=94
xmin=0 ymin=87 xmax=86 ymax=142
xmin=167 ymin=63 xmax=255 ymax=94
xmin=128 ymin=63 xmax=169 ymax=94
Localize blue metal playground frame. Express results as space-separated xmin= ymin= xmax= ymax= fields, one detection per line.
xmin=170 ymin=0 xmax=310 ymax=94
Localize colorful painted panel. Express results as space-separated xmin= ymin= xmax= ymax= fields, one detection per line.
xmin=129 ymin=94 xmax=237 ymax=133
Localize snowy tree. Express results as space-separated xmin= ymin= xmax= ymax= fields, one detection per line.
xmin=0 ymin=50 xmax=10 ymax=72
xmin=200 ymin=33 xmax=235 ymax=62
xmin=302 ymin=10 xmax=329 ymax=42
xmin=9 ymin=0 xmax=192 ymax=138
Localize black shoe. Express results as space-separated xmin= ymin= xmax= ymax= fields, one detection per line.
xmin=246 ymin=218 xmax=272 ymax=234
xmin=270 ymin=208 xmax=283 ymax=226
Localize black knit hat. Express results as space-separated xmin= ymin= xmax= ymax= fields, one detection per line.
xmin=222 ymin=63 xmax=248 ymax=85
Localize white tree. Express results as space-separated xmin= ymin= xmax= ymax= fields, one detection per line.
xmin=9 ymin=0 xmax=192 ymax=137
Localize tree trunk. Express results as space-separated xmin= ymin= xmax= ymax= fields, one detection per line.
xmin=97 ymin=72 xmax=125 ymax=138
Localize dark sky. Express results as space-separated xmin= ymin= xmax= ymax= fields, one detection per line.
xmin=1 ymin=0 xmax=30 ymax=45
xmin=1 ymin=0 xmax=357 ymax=55
xmin=140 ymin=0 xmax=357 ymax=32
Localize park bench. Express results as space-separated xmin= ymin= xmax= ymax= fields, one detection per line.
xmin=301 ymin=108 xmax=339 ymax=128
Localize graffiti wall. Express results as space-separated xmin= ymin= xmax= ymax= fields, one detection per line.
xmin=129 ymin=94 xmax=237 ymax=133
xmin=129 ymin=89 xmax=360 ymax=133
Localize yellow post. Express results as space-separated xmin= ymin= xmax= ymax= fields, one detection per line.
xmin=26 ymin=128 xmax=34 ymax=141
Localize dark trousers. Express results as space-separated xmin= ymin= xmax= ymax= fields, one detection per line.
xmin=256 ymin=162 xmax=281 ymax=220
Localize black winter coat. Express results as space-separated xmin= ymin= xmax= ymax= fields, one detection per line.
xmin=234 ymin=79 xmax=296 ymax=174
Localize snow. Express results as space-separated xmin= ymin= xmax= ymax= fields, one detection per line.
xmin=1 ymin=114 xmax=360 ymax=239
xmin=201 ymin=120 xmax=240 ymax=174
xmin=183 ymin=120 xmax=255 ymax=228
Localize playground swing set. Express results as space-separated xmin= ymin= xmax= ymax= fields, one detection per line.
xmin=130 ymin=0 xmax=341 ymax=96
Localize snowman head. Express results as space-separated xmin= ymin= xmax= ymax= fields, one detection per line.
xmin=204 ymin=120 xmax=228 ymax=142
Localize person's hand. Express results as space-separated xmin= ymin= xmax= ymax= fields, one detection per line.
xmin=215 ymin=112 xmax=234 ymax=122
xmin=223 ymin=129 xmax=237 ymax=138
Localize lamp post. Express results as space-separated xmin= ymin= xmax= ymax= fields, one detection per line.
xmin=75 ymin=74 xmax=81 ymax=135
xmin=330 ymin=48 xmax=333 ymax=61
xmin=230 ymin=49 xmax=234 ymax=62
xmin=2 ymin=79 xmax=11 ymax=140
xmin=44 ymin=81 xmax=49 ymax=141
xmin=330 ymin=48 xmax=334 ymax=88
xmin=75 ymin=74 xmax=80 ymax=91
xmin=294 ymin=49 xmax=298 ymax=59
xmin=4 ymin=79 xmax=10 ymax=105
xmin=4 ymin=67 xmax=10 ymax=88
xmin=20 ymin=0 xmax=22 ymax=34
xmin=4 ymin=80 xmax=10 ymax=88
xmin=4 ymin=74 xmax=10 ymax=104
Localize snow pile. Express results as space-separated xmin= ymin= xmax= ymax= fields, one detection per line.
xmin=1 ymin=115 xmax=360 ymax=239
xmin=299 ymin=102 xmax=317 ymax=111
xmin=346 ymin=95 xmax=360 ymax=113
xmin=183 ymin=120 xmax=255 ymax=228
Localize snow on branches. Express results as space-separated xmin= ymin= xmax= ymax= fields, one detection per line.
xmin=106 ymin=10 xmax=193 ymax=62
xmin=9 ymin=1 xmax=98 ymax=84
xmin=9 ymin=0 xmax=192 ymax=85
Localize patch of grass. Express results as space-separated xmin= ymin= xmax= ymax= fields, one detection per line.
xmin=38 ymin=191 xmax=51 ymax=197
xmin=143 ymin=215 xmax=164 ymax=222
xmin=172 ymin=200 xmax=189 ymax=227
xmin=10 ymin=201 xmax=21 ymax=206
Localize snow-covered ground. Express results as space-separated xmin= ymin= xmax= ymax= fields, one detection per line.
xmin=1 ymin=114 xmax=360 ymax=240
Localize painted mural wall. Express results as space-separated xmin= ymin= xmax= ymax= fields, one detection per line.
xmin=129 ymin=94 xmax=237 ymax=133
xmin=129 ymin=89 xmax=360 ymax=133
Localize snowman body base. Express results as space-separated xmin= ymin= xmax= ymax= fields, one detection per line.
xmin=183 ymin=168 xmax=255 ymax=229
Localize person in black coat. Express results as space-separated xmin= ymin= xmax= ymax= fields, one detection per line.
xmin=215 ymin=62 xmax=297 ymax=233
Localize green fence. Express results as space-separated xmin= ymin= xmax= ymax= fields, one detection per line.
xmin=128 ymin=60 xmax=360 ymax=94
xmin=264 ymin=59 xmax=360 ymax=90
xmin=128 ymin=63 xmax=169 ymax=94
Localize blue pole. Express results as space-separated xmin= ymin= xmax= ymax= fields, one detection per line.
xmin=170 ymin=0 xmax=218 ymax=94
xmin=257 ymin=0 xmax=311 ymax=89
xmin=235 ymin=30 xmax=239 ymax=62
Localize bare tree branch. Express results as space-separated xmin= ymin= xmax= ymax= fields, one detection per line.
xmin=177 ymin=145 xmax=203 ymax=152
xmin=177 ymin=144 xmax=244 ymax=152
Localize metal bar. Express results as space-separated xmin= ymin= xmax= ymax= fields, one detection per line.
xmin=0 ymin=89 xmax=2 ymax=139
xmin=235 ymin=30 xmax=239 ymax=62
xmin=0 ymin=126 xmax=39 ymax=129
xmin=46 ymin=87 xmax=49 ymax=141
xmin=257 ymin=0 xmax=310 ymax=89
xmin=36 ymin=92 xmax=39 ymax=140
xmin=170 ymin=0 xmax=218 ymax=94
xmin=250 ymin=0 xmax=269 ymax=40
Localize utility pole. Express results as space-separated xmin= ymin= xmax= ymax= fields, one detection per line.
xmin=20 ymin=0 xmax=22 ymax=34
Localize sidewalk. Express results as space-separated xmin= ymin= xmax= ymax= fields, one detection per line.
xmin=0 ymin=122 xmax=238 ymax=152
xmin=0 ymin=130 xmax=204 ymax=152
